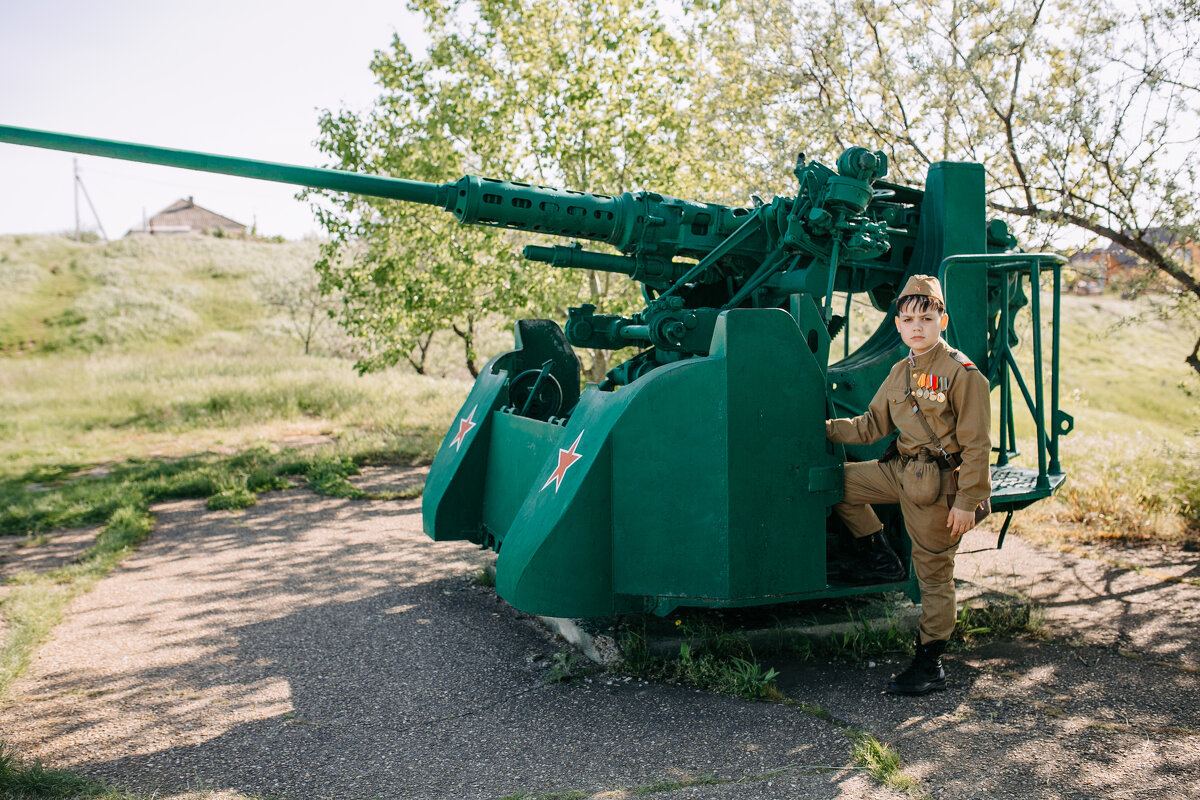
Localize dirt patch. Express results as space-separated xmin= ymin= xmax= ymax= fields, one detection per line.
xmin=349 ymin=464 xmax=427 ymax=496
xmin=1 ymin=529 xmax=98 ymax=646
xmin=0 ymin=528 xmax=97 ymax=582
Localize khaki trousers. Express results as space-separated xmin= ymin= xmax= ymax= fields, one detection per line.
xmin=834 ymin=459 xmax=960 ymax=644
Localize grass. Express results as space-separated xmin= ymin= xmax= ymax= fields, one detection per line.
xmin=618 ymin=621 xmax=785 ymax=701
xmin=0 ymin=739 xmax=276 ymax=799
xmin=851 ymin=732 xmax=921 ymax=795
xmin=780 ymin=699 xmax=925 ymax=797
xmin=544 ymin=650 xmax=593 ymax=685
xmin=812 ymin=610 xmax=913 ymax=662
xmin=952 ymin=598 xmax=1045 ymax=645
xmin=1005 ymin=292 xmax=1200 ymax=544
xmin=0 ymin=740 xmax=100 ymax=799
xmin=0 ymin=339 xmax=468 ymax=478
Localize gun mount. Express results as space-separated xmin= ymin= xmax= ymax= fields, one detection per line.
xmin=0 ymin=124 xmax=1072 ymax=618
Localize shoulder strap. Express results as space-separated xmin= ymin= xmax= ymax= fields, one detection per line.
xmin=948 ymin=348 xmax=977 ymax=372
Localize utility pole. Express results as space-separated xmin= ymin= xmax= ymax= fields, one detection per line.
xmin=74 ymin=158 xmax=80 ymax=241
xmin=72 ymin=160 xmax=109 ymax=241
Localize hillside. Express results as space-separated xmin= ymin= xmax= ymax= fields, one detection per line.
xmin=0 ymin=233 xmax=1196 ymax=542
xmin=0 ymin=234 xmax=472 ymax=476
xmin=0 ymin=234 xmax=327 ymax=355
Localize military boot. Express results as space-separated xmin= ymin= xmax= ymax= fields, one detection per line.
xmin=886 ymin=639 xmax=947 ymax=695
xmin=837 ymin=531 xmax=905 ymax=584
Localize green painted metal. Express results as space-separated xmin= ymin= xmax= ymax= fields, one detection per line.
xmin=941 ymin=253 xmax=1074 ymax=512
xmin=0 ymin=124 xmax=1074 ymax=618
xmin=0 ymin=125 xmax=450 ymax=207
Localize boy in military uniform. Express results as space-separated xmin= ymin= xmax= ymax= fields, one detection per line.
xmin=826 ymin=274 xmax=991 ymax=695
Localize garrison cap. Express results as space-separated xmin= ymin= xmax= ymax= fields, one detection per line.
xmin=898 ymin=274 xmax=945 ymax=304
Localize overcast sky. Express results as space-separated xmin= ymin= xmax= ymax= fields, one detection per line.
xmin=0 ymin=1 xmax=426 ymax=239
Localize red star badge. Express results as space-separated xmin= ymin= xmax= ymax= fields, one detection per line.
xmin=450 ymin=405 xmax=478 ymax=452
xmin=541 ymin=431 xmax=585 ymax=493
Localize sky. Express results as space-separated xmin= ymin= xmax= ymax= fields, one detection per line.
xmin=0 ymin=1 xmax=427 ymax=239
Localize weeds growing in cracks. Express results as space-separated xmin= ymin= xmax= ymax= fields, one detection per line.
xmin=618 ymin=621 xmax=784 ymax=701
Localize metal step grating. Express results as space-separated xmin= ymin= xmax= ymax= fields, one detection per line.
xmin=989 ymin=464 xmax=1067 ymax=511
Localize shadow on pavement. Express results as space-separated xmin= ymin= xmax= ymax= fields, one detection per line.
xmin=3 ymin=487 xmax=896 ymax=800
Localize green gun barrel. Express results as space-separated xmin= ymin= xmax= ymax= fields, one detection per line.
xmin=1 ymin=125 xmax=640 ymax=250
xmin=0 ymin=125 xmax=756 ymax=276
xmin=0 ymin=124 xmax=452 ymax=208
xmin=0 ymin=125 xmax=625 ymax=239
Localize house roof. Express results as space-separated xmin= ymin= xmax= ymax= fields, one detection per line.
xmin=149 ymin=197 xmax=246 ymax=230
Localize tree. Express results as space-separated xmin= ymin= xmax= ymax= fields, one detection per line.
xmin=310 ymin=0 xmax=705 ymax=379
xmin=700 ymin=0 xmax=1200 ymax=374
xmin=258 ymin=264 xmax=343 ymax=356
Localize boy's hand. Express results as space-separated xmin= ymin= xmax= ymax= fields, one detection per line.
xmin=947 ymin=507 xmax=976 ymax=539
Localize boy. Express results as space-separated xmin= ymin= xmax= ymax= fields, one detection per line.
xmin=826 ymin=274 xmax=991 ymax=695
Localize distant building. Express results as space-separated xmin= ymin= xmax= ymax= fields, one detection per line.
xmin=126 ymin=197 xmax=247 ymax=237
xmin=1068 ymin=228 xmax=1196 ymax=293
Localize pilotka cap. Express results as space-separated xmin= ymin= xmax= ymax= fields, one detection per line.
xmin=898 ymin=274 xmax=945 ymax=304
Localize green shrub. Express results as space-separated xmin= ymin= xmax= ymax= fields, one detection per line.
xmin=207 ymin=488 xmax=257 ymax=510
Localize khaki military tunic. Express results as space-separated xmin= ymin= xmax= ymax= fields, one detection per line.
xmin=826 ymin=339 xmax=992 ymax=643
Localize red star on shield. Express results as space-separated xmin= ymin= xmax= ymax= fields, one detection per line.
xmin=541 ymin=430 xmax=585 ymax=493
xmin=450 ymin=405 xmax=478 ymax=451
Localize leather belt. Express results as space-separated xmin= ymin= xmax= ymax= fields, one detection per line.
xmin=898 ymin=451 xmax=962 ymax=469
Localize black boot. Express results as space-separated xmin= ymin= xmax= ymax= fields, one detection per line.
xmin=838 ymin=531 xmax=905 ymax=584
xmin=886 ymin=639 xmax=948 ymax=695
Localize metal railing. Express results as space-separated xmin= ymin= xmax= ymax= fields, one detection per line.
xmin=940 ymin=253 xmax=1073 ymax=495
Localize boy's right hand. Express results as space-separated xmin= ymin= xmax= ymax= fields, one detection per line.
xmin=946 ymin=507 xmax=976 ymax=539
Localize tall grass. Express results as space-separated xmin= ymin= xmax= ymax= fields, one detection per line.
xmin=1005 ymin=292 xmax=1200 ymax=541
xmin=0 ymin=341 xmax=469 ymax=476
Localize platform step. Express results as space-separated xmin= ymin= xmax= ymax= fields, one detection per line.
xmin=989 ymin=464 xmax=1067 ymax=512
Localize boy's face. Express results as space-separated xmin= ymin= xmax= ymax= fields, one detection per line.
xmin=895 ymin=304 xmax=948 ymax=354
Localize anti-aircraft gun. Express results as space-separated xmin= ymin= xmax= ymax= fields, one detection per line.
xmin=0 ymin=124 xmax=1073 ymax=618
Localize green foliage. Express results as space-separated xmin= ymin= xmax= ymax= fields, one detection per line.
xmin=304 ymin=457 xmax=367 ymax=499
xmin=0 ymin=740 xmax=97 ymax=798
xmin=721 ymin=656 xmax=781 ymax=700
xmin=953 ymin=600 xmax=1044 ymax=644
xmin=702 ymin=0 xmax=1200 ymax=375
xmin=0 ymin=234 xmax=325 ymax=357
xmin=206 ymin=487 xmax=258 ymax=511
xmin=852 ymin=732 xmax=917 ymax=794
xmin=619 ymin=622 xmax=784 ymax=701
xmin=544 ymin=650 xmax=588 ymax=685
xmin=0 ymin=238 xmax=471 ymax=480
xmin=633 ymin=777 xmax=721 ymax=796
xmin=815 ymin=611 xmax=912 ymax=662
xmin=309 ymin=0 xmax=709 ymax=379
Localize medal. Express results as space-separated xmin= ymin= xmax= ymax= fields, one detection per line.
xmin=937 ymin=391 xmax=946 ymax=403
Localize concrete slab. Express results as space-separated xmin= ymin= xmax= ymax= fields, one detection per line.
xmin=547 ymin=581 xmax=1018 ymax=665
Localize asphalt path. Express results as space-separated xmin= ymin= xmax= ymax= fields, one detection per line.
xmin=1 ymin=467 xmax=1197 ymax=799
